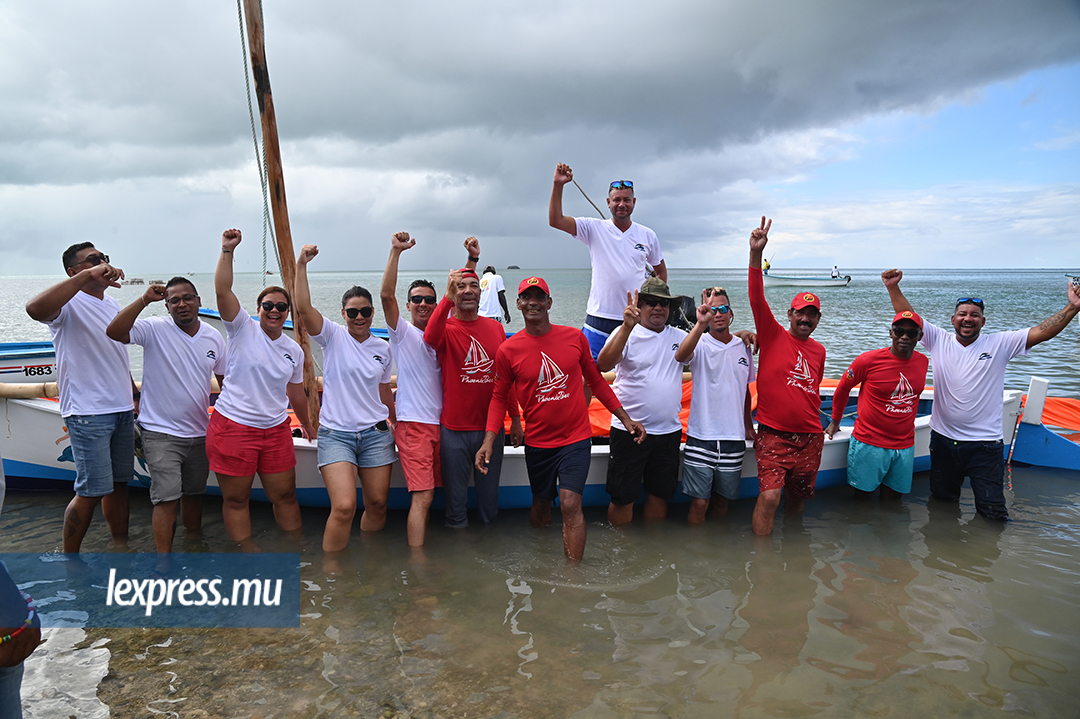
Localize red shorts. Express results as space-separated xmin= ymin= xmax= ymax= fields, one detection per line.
xmin=753 ymin=424 xmax=824 ymax=499
xmin=394 ymin=421 xmax=442 ymax=492
xmin=206 ymin=412 xmax=296 ymax=477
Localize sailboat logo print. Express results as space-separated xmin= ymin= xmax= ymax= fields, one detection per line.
xmin=790 ymin=352 xmax=813 ymax=383
xmin=536 ymin=352 xmax=569 ymax=394
xmin=889 ymin=372 xmax=918 ymax=405
xmin=462 ymin=337 xmax=494 ymax=374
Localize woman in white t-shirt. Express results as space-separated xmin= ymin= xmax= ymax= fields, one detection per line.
xmin=206 ymin=229 xmax=313 ymax=549
xmin=295 ymin=245 xmax=396 ymax=553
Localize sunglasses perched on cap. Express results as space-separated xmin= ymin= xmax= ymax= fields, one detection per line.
xmin=408 ymin=295 xmax=437 ymax=305
xmin=78 ymin=253 xmax=110 ymax=267
xmin=891 ymin=325 xmax=921 ymax=339
xmin=345 ymin=306 xmax=374 ymax=319
xmin=609 ymin=180 xmax=634 ymax=190
xmin=260 ymin=301 xmax=289 ymax=313
xmin=710 ymin=304 xmax=731 ymax=315
xmin=956 ymin=297 xmax=984 ymax=310
xmin=640 ymin=296 xmax=670 ymax=308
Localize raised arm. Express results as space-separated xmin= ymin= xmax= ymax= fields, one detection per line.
xmin=215 ymin=229 xmax=243 ymax=322
xmin=107 ymin=284 xmax=166 ymax=343
xmin=596 ymin=291 xmax=640 ymax=372
xmin=380 ymin=231 xmax=415 ymax=329
xmin=26 ymin=263 xmax=123 ymax=322
xmin=748 ymin=215 xmax=770 ymax=270
xmin=548 ymin=163 xmax=578 ymax=236
xmin=293 ymin=244 xmax=324 ymax=337
xmin=881 ymin=269 xmax=915 ymax=314
xmin=1025 ymin=281 xmax=1080 ymax=349
xmin=464 ymin=236 xmax=480 ymax=272
xmin=675 ymin=303 xmax=711 ymax=363
xmin=423 ymin=271 xmax=461 ymax=349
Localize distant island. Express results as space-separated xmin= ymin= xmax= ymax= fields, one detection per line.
xmin=507 ymin=265 xmax=520 ymax=270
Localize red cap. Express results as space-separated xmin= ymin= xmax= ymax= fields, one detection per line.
xmin=518 ymin=276 xmax=550 ymax=296
xmin=790 ymin=292 xmax=821 ymax=310
xmin=459 ymin=268 xmax=479 ymax=281
xmin=892 ymin=310 xmax=923 ymax=328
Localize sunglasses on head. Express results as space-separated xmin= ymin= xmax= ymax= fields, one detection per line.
xmin=892 ymin=325 xmax=921 ymax=339
xmin=80 ymin=253 xmax=110 ymax=267
xmin=956 ymin=297 xmax=984 ymax=310
xmin=640 ymin=296 xmax=670 ymax=308
xmin=345 ymin=306 xmax=374 ymax=319
xmin=408 ymin=295 xmax=437 ymax=305
xmin=261 ymin=301 xmax=289 ymax=313
xmin=702 ymin=286 xmax=726 ymax=298
xmin=609 ymin=180 xmax=634 ymax=190
xmin=710 ymin=304 xmax=731 ymax=315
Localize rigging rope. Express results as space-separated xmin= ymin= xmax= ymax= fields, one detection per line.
xmin=236 ymin=0 xmax=281 ymax=286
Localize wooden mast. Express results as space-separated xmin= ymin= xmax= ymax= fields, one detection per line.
xmin=241 ymin=0 xmax=320 ymax=427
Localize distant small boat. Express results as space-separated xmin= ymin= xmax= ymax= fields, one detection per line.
xmin=121 ymin=278 xmax=145 ymax=285
xmin=762 ymin=273 xmax=851 ymax=288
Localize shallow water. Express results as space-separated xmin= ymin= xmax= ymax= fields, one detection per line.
xmin=4 ymin=464 xmax=1080 ymax=717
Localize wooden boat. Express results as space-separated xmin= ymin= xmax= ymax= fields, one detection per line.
xmin=762 ymin=273 xmax=851 ymax=288
xmin=1010 ymin=377 xmax=1080 ymax=471
xmin=0 ymin=342 xmax=57 ymax=384
xmin=0 ymin=383 xmax=1027 ymax=509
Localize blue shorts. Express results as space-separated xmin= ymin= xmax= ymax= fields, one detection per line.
xmin=66 ymin=411 xmax=135 ymax=497
xmin=847 ymin=437 xmax=914 ymax=493
xmin=317 ymin=423 xmax=397 ymax=469
xmin=524 ymin=439 xmax=592 ymax=499
xmin=583 ymin=314 xmax=622 ymax=360
xmin=682 ymin=436 xmax=746 ymax=500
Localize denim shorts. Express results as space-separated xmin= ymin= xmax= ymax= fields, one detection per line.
xmin=317 ymin=423 xmax=397 ymax=469
xmin=66 ymin=411 xmax=135 ymax=497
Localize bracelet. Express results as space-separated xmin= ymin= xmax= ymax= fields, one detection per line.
xmin=141 ymin=296 xmax=149 ymax=308
xmin=221 ymin=249 xmax=232 ymax=254
xmin=468 ymin=255 xmax=479 ymax=263
xmin=0 ymin=592 xmax=35 ymax=645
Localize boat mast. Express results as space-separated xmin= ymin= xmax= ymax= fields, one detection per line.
xmin=240 ymin=0 xmax=321 ymax=427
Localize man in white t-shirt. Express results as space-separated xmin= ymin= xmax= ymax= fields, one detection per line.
xmin=597 ymin=277 xmax=687 ymax=526
xmin=26 ymin=243 xmax=135 ymax=553
xmin=107 ymin=277 xmax=227 ymax=553
xmin=883 ymin=269 xmax=1080 ymax=519
xmin=478 ymin=266 xmax=511 ymax=324
xmin=675 ymin=286 xmax=756 ymax=523
xmin=380 ymin=232 xmax=481 ymax=547
xmin=549 ymin=163 xmax=667 ymax=359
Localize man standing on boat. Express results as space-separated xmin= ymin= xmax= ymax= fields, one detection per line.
xmin=597 ymin=277 xmax=687 ymax=525
xmin=883 ymin=270 xmax=1080 ymax=520
xmin=748 ymin=217 xmax=827 ymax=536
xmin=26 ymin=244 xmax=135 ymax=552
xmin=106 ymin=278 xmax=226 ymax=553
xmin=675 ymin=286 xmax=756 ymax=523
xmin=549 ymin=163 xmax=667 ymax=359
xmin=824 ymin=311 xmax=929 ymax=499
xmin=425 ymin=261 xmax=523 ymax=528
xmin=475 ymin=277 xmax=646 ymax=560
xmin=381 ymin=233 xmax=476 ymax=547
xmin=478 ymin=266 xmax=512 ymax=325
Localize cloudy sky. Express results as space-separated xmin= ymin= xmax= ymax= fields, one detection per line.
xmin=2 ymin=0 xmax=1078 ymax=276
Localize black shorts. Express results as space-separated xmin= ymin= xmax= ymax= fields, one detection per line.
xmin=524 ymin=439 xmax=592 ymax=500
xmin=606 ymin=428 xmax=681 ymax=506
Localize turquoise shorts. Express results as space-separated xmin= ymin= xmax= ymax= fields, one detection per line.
xmin=846 ymin=437 xmax=914 ymax=493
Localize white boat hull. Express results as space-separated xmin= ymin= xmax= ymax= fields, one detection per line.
xmin=762 ymin=274 xmax=852 ymax=288
xmin=0 ymin=390 xmax=1025 ymax=509
xmin=0 ymin=343 xmax=57 ymax=385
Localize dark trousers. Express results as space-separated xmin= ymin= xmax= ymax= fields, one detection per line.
xmin=440 ymin=427 xmax=504 ymax=528
xmin=929 ymin=430 xmax=1008 ymax=520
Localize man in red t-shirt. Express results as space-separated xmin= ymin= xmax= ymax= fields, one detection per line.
xmin=825 ymin=311 xmax=929 ymax=498
xmin=425 ymin=267 xmax=523 ymax=528
xmin=476 ymin=277 xmax=645 ymax=561
xmin=748 ymin=217 xmax=827 ymax=535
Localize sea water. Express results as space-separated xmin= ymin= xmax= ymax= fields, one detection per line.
xmin=2 ymin=267 xmax=1079 ymax=716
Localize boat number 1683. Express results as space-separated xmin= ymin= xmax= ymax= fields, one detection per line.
xmin=23 ymin=365 xmax=53 ymax=376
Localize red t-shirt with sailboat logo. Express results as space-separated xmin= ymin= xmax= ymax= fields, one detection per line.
xmin=749 ymin=267 xmax=826 ymax=434
xmin=486 ymin=325 xmax=622 ymax=448
xmin=830 ymin=348 xmax=929 ymax=449
xmin=424 ymin=296 xmax=517 ymax=431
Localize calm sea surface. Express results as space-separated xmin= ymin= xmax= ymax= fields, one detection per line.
xmin=2 ymin=267 xmax=1079 ymax=716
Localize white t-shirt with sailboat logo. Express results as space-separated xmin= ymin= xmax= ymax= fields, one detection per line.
xmin=921 ymin=321 xmax=1028 ymax=441
xmin=608 ymin=324 xmax=688 ymax=435
xmin=312 ymin=320 xmax=392 ymax=432
xmin=213 ymin=306 xmax=304 ymax=429
xmin=687 ymin=332 xmax=756 ymax=441
xmin=574 ymin=217 xmax=664 ymax=321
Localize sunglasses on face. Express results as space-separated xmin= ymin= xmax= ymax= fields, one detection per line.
xmin=640 ymin=296 xmax=669 ymax=308
xmin=408 ymin=295 xmax=437 ymax=305
xmin=261 ymin=301 xmax=289 ymax=313
xmin=80 ymin=253 xmax=110 ymax=267
xmin=956 ymin=297 xmax=984 ymax=310
xmin=710 ymin=305 xmax=731 ymax=315
xmin=609 ymin=180 xmax=634 ymax=190
xmin=892 ymin=325 xmax=920 ymax=339
xmin=166 ymin=295 xmax=197 ymax=306
xmin=345 ymin=306 xmax=374 ymax=319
